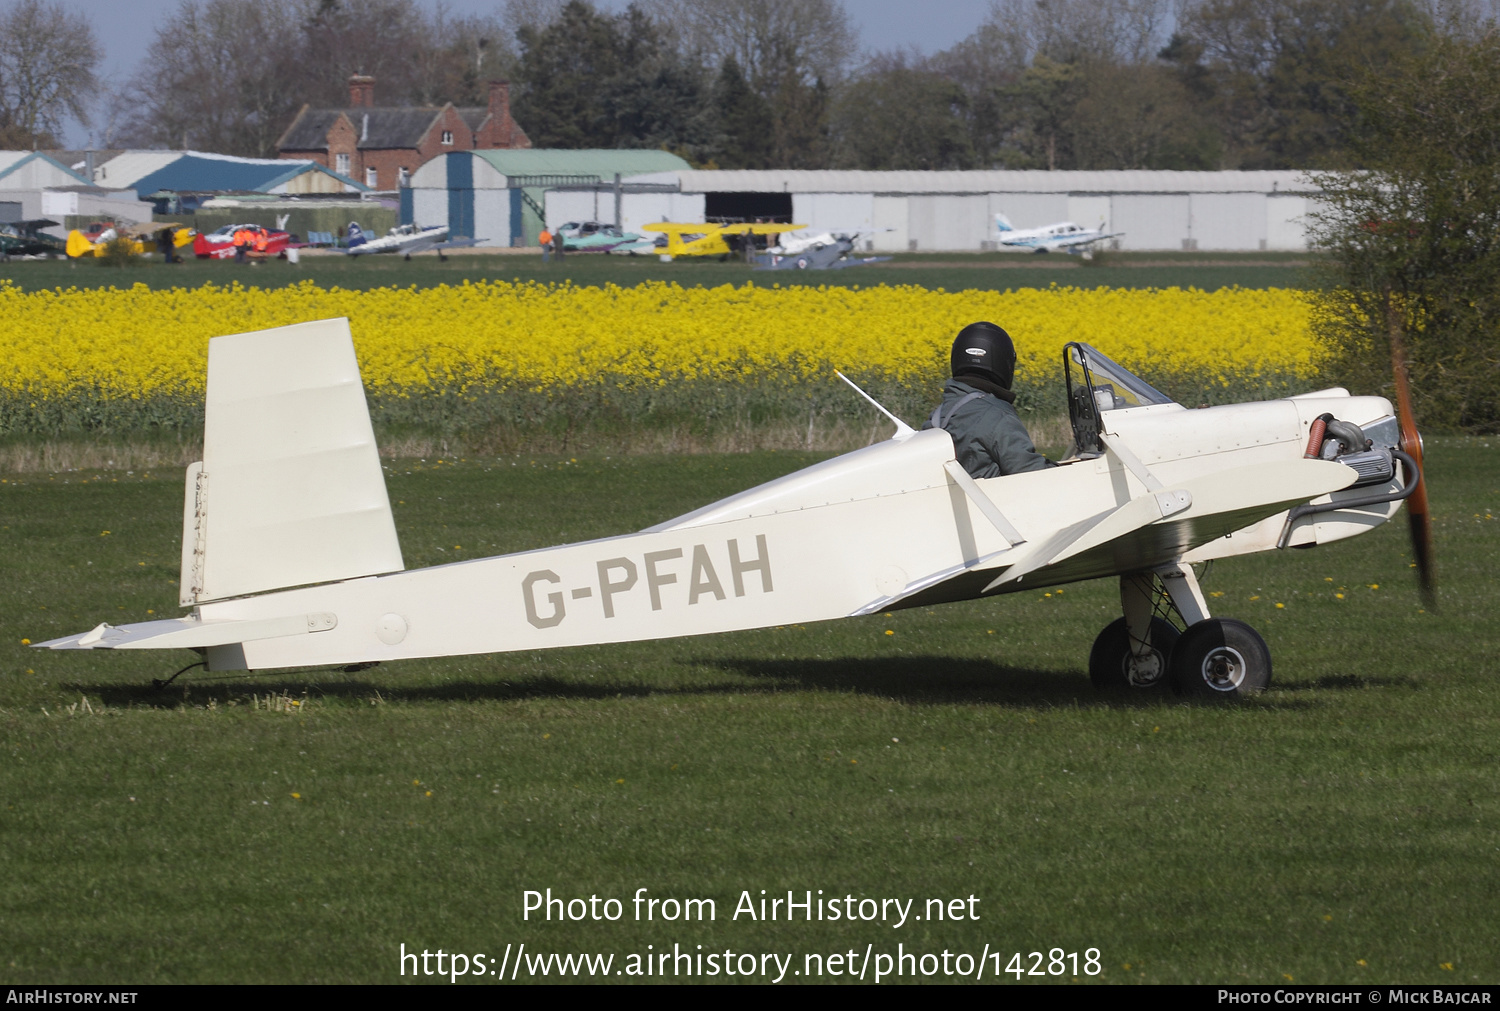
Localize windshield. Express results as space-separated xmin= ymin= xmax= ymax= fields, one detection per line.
xmin=1067 ymin=343 xmax=1175 ymax=412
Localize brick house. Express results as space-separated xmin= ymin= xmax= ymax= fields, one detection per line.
xmin=276 ymin=76 xmax=530 ymax=191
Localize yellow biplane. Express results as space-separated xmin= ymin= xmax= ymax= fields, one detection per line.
xmin=641 ymin=221 xmax=805 ymax=260
xmin=66 ymin=221 xmax=195 ymax=258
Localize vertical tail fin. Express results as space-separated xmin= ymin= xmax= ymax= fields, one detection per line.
xmin=994 ymin=213 xmax=1014 ymax=233
xmin=180 ymin=317 xmax=403 ymax=605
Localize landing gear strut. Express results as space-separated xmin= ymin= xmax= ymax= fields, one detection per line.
xmin=1088 ymin=565 xmax=1271 ymax=701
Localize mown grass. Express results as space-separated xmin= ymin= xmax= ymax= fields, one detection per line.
xmin=1 ymin=440 xmax=1496 ymax=984
xmin=0 ymin=248 xmax=1317 ymax=294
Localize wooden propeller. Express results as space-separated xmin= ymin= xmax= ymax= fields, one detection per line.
xmin=1385 ymin=292 xmax=1436 ymax=608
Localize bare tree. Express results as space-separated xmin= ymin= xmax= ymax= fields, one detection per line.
xmin=0 ymin=0 xmax=99 ymax=148
xmin=983 ymin=0 xmax=1174 ymax=66
xmin=113 ymin=0 xmax=303 ymax=156
xmin=641 ymin=0 xmax=855 ymax=89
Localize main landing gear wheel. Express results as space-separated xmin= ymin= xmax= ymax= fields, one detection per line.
xmin=1089 ymin=617 xmax=1180 ymax=693
xmin=1168 ymin=619 xmax=1271 ymax=701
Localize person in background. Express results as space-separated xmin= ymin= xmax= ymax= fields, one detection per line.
xmin=538 ymin=227 xmax=553 ymax=262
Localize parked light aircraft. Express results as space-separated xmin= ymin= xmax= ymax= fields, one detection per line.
xmin=553 ymin=221 xmax=653 ymax=254
xmin=345 ymin=222 xmax=480 ymax=260
xmin=0 ymin=218 xmax=66 ymax=259
xmin=995 ymin=213 xmax=1122 ymax=254
xmin=757 ymin=232 xmax=893 ymax=271
xmin=34 ymin=317 xmax=1434 ymax=701
xmin=642 ymin=221 xmax=805 ymax=260
xmin=66 ymin=221 xmax=194 ymax=259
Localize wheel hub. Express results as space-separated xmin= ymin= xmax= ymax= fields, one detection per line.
xmin=1200 ymin=646 xmax=1247 ymax=692
xmin=1123 ymin=649 xmax=1164 ymax=688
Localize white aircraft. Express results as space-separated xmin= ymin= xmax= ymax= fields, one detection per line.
xmin=34 ymin=318 xmax=1433 ymax=701
xmin=345 ymin=222 xmax=481 ymax=260
xmin=769 ymin=228 xmax=890 ymax=256
xmin=994 ymin=213 xmax=1122 ymax=254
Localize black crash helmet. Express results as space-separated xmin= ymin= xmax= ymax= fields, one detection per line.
xmin=949 ymin=321 xmax=1017 ymax=389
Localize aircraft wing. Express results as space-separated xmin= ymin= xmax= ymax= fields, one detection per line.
xmin=1040 ymin=231 xmax=1122 ymax=251
xmin=867 ymin=457 xmax=1361 ymax=612
xmin=718 ymin=223 xmax=806 ymax=235
xmin=432 ymin=237 xmax=481 ymax=251
xmin=984 ymin=458 xmax=1357 ymax=588
xmin=641 ymin=223 xmax=710 ymax=235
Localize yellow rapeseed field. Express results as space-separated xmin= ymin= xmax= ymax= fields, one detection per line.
xmin=0 ymin=279 xmax=1318 ymax=401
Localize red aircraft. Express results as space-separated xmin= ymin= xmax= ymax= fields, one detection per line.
xmin=192 ymin=223 xmax=295 ymax=260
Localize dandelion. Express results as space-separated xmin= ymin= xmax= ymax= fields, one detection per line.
xmin=885 ymin=629 xmax=894 ymax=635
xmin=615 ymin=778 xmax=625 ymax=784
xmin=425 ymin=790 xmax=432 ymax=797
xmin=1357 ymin=960 xmax=1367 ymax=967
xmin=1250 ymin=595 xmax=1261 ymax=601
xmin=291 ymin=792 xmax=301 ymax=799
xmin=1275 ymin=602 xmax=1285 ymax=609
xmin=1368 ymin=583 xmax=1379 ymax=590
xmin=542 ymin=733 xmax=551 ymax=739
xmin=1441 ymin=963 xmax=1454 ymax=971
xmin=20 ymin=638 xmax=29 ymax=645
xmin=1336 ymin=593 xmax=1345 ymax=599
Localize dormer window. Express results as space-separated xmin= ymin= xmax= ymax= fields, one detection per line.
xmin=441 ymin=130 xmax=454 ymax=145
xmin=335 ymin=153 xmax=350 ymax=175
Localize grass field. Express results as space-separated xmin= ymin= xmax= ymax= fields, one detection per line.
xmin=0 ymin=248 xmax=1318 ymax=293
xmin=2 ymin=438 xmax=1496 ymax=984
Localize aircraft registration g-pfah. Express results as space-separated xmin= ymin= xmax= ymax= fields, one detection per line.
xmin=35 ymin=318 xmax=1434 ymax=700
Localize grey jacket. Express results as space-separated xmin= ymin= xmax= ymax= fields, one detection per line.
xmin=922 ymin=379 xmax=1055 ymax=478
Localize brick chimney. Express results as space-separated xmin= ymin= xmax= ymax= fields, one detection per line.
xmin=488 ymin=81 xmax=511 ymax=118
xmin=349 ymin=75 xmax=375 ymax=108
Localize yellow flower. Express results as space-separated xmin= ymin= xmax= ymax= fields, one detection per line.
xmin=884 ymin=629 xmax=895 ymax=635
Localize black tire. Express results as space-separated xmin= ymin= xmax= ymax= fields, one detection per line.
xmin=1089 ymin=617 xmax=1180 ymax=693
xmin=1168 ymin=619 xmax=1271 ymax=700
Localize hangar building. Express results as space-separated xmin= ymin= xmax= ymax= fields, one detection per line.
xmin=93 ymin=150 xmax=365 ymax=213
xmin=542 ymin=169 xmax=1319 ymax=253
xmin=0 ymin=151 xmax=153 ymax=235
xmin=404 ymin=149 xmax=693 ymax=246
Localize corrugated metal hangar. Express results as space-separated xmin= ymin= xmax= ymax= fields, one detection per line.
xmin=405 ymin=149 xmax=692 ymax=246
xmin=543 ymin=169 xmax=1318 ymax=253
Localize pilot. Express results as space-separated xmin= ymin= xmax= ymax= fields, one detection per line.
xmin=922 ymin=321 xmax=1055 ymax=478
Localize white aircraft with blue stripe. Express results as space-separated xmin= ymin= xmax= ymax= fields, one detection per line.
xmin=994 ymin=213 xmax=1122 ymax=254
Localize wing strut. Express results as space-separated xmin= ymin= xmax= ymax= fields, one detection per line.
xmin=942 ymin=460 xmax=1026 ymax=547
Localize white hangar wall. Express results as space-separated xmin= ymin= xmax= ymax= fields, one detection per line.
xmin=596 ymin=170 xmax=1320 ymax=253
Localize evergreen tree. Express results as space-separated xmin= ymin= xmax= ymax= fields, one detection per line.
xmin=713 ymin=56 xmax=773 ymax=168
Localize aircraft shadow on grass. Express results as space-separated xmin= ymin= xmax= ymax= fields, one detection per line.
xmin=65 ymin=655 xmax=1400 ymax=711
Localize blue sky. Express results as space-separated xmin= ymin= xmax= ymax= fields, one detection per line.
xmin=56 ymin=0 xmax=994 ymax=147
